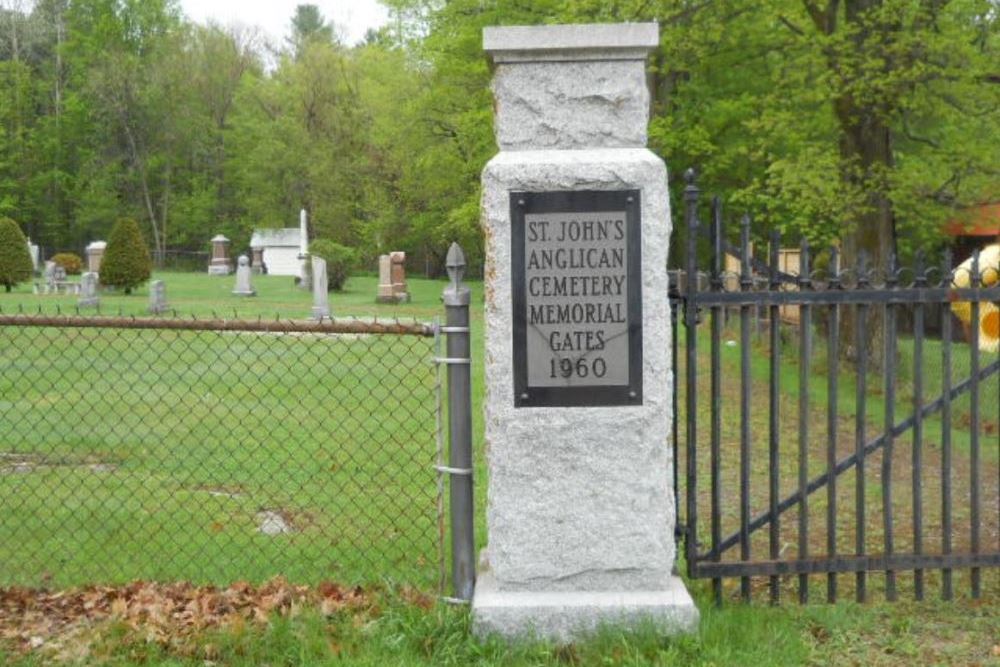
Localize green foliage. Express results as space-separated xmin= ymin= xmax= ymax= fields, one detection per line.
xmin=50 ymin=252 xmax=82 ymax=275
xmin=100 ymin=217 xmax=151 ymax=294
xmin=0 ymin=217 xmax=33 ymax=292
xmin=309 ymin=239 xmax=356 ymax=291
xmin=0 ymin=0 xmax=997 ymax=275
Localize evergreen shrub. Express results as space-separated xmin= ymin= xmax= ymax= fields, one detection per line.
xmin=100 ymin=218 xmax=152 ymax=294
xmin=51 ymin=252 xmax=83 ymax=275
xmin=0 ymin=217 xmax=34 ymax=292
xmin=309 ymin=240 xmax=357 ymax=292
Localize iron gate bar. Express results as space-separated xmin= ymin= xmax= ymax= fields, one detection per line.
xmin=683 ymin=169 xmax=700 ymax=580
xmin=698 ymin=359 xmax=1000 ymax=561
xmin=696 ymin=552 xmax=1000 ymax=579
xmin=690 ymin=285 xmax=1000 ymax=306
xmin=739 ymin=214 xmax=753 ymax=603
xmin=970 ymin=251 xmax=982 ymax=599
xmin=882 ymin=266 xmax=898 ymax=601
xmin=797 ymin=239 xmax=812 ymax=604
xmin=941 ymin=257 xmax=954 ymax=600
xmin=855 ymin=299 xmax=869 ymax=602
xmin=768 ymin=230 xmax=782 ymax=605
xmin=709 ymin=197 xmax=724 ymax=606
xmin=825 ymin=249 xmax=840 ymax=603
xmin=912 ymin=257 xmax=926 ymax=601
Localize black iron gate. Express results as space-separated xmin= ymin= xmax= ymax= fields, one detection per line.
xmin=674 ymin=171 xmax=1000 ymax=604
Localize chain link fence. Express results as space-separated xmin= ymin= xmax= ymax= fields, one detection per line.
xmin=0 ymin=313 xmax=442 ymax=590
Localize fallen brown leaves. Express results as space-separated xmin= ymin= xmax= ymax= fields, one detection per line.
xmin=0 ymin=577 xmax=372 ymax=659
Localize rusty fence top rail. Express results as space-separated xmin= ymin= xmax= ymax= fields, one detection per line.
xmin=0 ymin=312 xmax=436 ymax=337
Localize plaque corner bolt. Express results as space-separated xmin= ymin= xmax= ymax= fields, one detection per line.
xmin=520 ymin=392 xmax=529 ymax=401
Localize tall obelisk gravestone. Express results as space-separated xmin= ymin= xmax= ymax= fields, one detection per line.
xmin=474 ymin=23 xmax=698 ymax=640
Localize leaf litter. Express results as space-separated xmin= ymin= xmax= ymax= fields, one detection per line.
xmin=0 ymin=577 xmax=381 ymax=661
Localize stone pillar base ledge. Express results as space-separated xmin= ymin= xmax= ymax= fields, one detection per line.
xmin=473 ymin=568 xmax=698 ymax=642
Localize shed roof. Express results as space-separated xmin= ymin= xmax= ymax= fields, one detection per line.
xmin=945 ymin=202 xmax=1000 ymax=237
xmin=250 ymin=228 xmax=302 ymax=249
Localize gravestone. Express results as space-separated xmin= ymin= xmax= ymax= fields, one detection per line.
xmin=311 ymin=256 xmax=330 ymax=320
xmin=473 ymin=23 xmax=698 ymax=640
xmin=86 ymin=241 xmax=107 ymax=273
xmin=298 ymin=208 xmax=311 ymax=290
xmin=390 ymin=251 xmax=410 ymax=303
xmin=376 ymin=254 xmax=395 ymax=303
xmin=208 ymin=235 xmax=232 ymax=275
xmin=78 ymin=272 xmax=99 ymax=308
xmin=148 ymin=280 xmax=168 ymax=314
xmin=251 ymin=247 xmax=265 ymax=274
xmin=34 ymin=261 xmax=55 ymax=294
xmin=26 ymin=238 xmax=39 ymax=273
xmin=231 ymin=255 xmax=256 ymax=296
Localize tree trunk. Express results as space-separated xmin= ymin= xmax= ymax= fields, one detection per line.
xmin=834 ymin=95 xmax=896 ymax=370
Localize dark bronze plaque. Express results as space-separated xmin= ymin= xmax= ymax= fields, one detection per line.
xmin=511 ymin=190 xmax=642 ymax=408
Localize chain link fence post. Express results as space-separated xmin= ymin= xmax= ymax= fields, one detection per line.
xmin=440 ymin=242 xmax=475 ymax=602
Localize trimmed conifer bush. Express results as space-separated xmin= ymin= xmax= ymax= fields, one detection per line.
xmin=51 ymin=252 xmax=83 ymax=275
xmin=0 ymin=217 xmax=34 ymax=292
xmin=100 ymin=217 xmax=152 ymax=294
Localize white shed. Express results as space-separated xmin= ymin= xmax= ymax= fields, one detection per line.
xmin=249 ymin=228 xmax=303 ymax=277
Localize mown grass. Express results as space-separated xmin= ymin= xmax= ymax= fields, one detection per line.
xmin=1 ymin=271 xmax=997 ymax=665
xmin=0 ymin=273 xmax=477 ymax=589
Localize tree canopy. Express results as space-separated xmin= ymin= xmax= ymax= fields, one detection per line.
xmin=0 ymin=0 xmax=996 ymax=275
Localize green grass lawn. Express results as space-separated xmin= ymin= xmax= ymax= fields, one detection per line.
xmin=0 ymin=271 xmax=997 ymax=665
xmin=0 ymin=272 xmax=481 ymax=589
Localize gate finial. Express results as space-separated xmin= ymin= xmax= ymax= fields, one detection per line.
xmin=444 ymin=242 xmax=470 ymax=307
xmin=446 ymin=242 xmax=466 ymax=291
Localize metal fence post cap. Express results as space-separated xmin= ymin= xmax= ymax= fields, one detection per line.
xmin=444 ymin=242 xmax=471 ymax=306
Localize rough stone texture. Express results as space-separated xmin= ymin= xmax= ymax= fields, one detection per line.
xmin=492 ymin=60 xmax=650 ymax=151
xmin=473 ymin=568 xmax=698 ymax=642
xmin=480 ymin=148 xmax=675 ymax=593
xmin=484 ymin=23 xmax=658 ymax=61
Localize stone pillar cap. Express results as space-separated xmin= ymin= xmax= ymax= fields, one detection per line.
xmin=484 ymin=23 xmax=658 ymax=63
xmin=211 ymin=235 xmax=231 ymax=243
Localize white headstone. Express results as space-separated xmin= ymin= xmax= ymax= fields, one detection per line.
xmin=298 ymin=209 xmax=311 ymax=291
xmin=78 ymin=272 xmax=99 ymax=308
xmin=232 ymin=255 xmax=256 ymax=296
xmin=148 ymin=280 xmax=168 ymax=314
xmin=311 ymin=256 xmax=330 ymax=320
xmin=473 ymin=23 xmax=698 ymax=641
xmin=26 ymin=238 xmax=39 ymax=272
